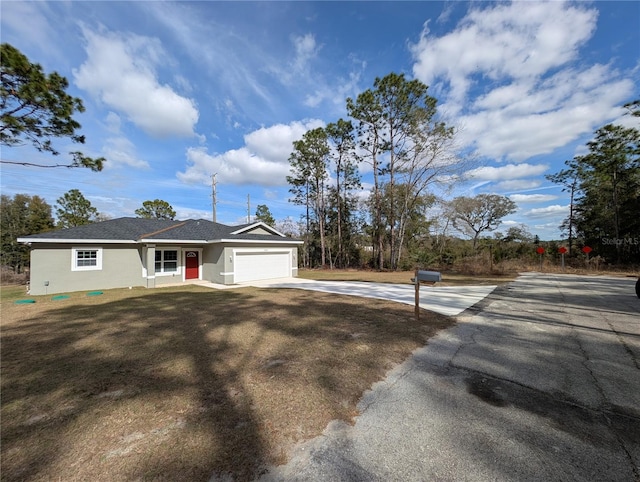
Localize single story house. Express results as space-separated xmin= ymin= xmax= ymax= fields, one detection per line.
xmin=18 ymin=217 xmax=303 ymax=295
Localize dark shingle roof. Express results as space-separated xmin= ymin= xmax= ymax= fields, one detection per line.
xmin=142 ymin=219 xmax=232 ymax=240
xmin=20 ymin=217 xmax=297 ymax=243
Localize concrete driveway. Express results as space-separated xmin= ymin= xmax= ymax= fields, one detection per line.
xmin=259 ymin=273 xmax=640 ymax=481
xmin=249 ymin=278 xmax=497 ymax=317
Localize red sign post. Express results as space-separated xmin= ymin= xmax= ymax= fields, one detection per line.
xmin=558 ymin=246 xmax=567 ymax=271
xmin=582 ymin=245 xmax=592 ymax=266
xmin=536 ymin=246 xmax=545 ymax=271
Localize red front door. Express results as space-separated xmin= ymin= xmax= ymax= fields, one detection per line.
xmin=185 ymin=251 xmax=199 ymax=279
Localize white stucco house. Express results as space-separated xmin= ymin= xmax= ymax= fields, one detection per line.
xmin=18 ymin=217 xmax=302 ymax=295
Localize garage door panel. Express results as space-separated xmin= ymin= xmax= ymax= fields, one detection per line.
xmin=235 ymin=252 xmax=290 ymax=283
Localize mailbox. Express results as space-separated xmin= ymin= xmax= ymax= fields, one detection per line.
xmin=415 ymin=270 xmax=441 ymax=284
xmin=413 ymin=269 xmax=441 ymax=321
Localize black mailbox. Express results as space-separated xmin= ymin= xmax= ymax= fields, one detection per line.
xmin=415 ymin=270 xmax=441 ymax=284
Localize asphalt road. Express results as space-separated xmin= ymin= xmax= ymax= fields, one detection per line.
xmin=259 ymin=273 xmax=640 ymax=482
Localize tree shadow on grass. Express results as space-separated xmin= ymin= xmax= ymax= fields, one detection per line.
xmin=1 ymin=285 xmax=452 ymax=481
xmin=2 ymin=289 xmax=268 ymax=480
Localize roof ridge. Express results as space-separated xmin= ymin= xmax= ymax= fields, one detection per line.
xmin=138 ymin=221 xmax=187 ymax=240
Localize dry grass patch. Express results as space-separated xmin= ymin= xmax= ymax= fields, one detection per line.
xmin=1 ymin=285 xmax=453 ymax=481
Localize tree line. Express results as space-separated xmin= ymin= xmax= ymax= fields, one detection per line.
xmin=288 ymin=72 xmax=471 ymax=271
xmin=286 ymin=73 xmax=527 ymax=271
xmin=0 ymin=192 xmax=180 ymax=273
xmin=287 ymin=79 xmax=638 ymax=270
xmin=546 ymin=100 xmax=639 ymax=264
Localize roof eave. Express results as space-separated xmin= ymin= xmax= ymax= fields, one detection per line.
xmin=18 ymin=237 xmax=303 ymax=245
xmin=230 ymin=222 xmax=286 ymax=237
xmin=140 ymin=239 xmax=208 ymax=244
xmin=213 ymin=238 xmax=304 ymax=245
xmin=17 ymin=238 xmax=137 ymax=244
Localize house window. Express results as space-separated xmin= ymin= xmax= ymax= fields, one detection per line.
xmin=71 ymin=247 xmax=103 ymax=271
xmin=155 ymin=249 xmax=179 ymax=274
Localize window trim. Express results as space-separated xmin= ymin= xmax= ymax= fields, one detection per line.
xmin=71 ymin=247 xmax=103 ymax=272
xmin=154 ymin=247 xmax=182 ymax=276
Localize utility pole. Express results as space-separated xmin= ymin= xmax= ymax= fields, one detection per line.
xmin=211 ymin=173 xmax=217 ymax=223
xmin=247 ymin=194 xmax=251 ymax=223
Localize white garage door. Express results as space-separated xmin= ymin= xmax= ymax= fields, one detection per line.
xmin=234 ymin=251 xmax=290 ymax=283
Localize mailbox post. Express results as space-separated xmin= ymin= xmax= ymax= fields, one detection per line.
xmin=413 ymin=269 xmax=442 ymax=320
xmin=414 ymin=272 xmax=419 ymax=319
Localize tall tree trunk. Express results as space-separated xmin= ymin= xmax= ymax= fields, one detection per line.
xmin=612 ymin=167 xmax=621 ymax=263
xmin=389 ymin=147 xmax=396 ymax=270
xmin=395 ymin=185 xmax=417 ymax=269
xmin=568 ymin=179 xmax=575 ymax=256
xmin=305 ymin=181 xmax=310 ymax=268
xmin=374 ymin=185 xmax=384 ymax=270
xmin=316 ymin=179 xmax=326 ymax=267
xmin=395 ymin=213 xmax=407 ymax=270
xmin=336 ymin=157 xmax=343 ymax=268
xmin=371 ymin=147 xmax=384 ymax=270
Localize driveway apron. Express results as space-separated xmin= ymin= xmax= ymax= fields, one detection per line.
xmin=259 ymin=273 xmax=640 ymax=481
xmin=258 ymin=279 xmax=497 ymax=317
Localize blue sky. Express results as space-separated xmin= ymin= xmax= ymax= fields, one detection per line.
xmin=1 ymin=1 xmax=638 ymax=239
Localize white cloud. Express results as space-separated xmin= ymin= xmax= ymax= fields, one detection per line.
xmin=458 ymin=74 xmax=632 ymax=161
xmin=533 ymin=222 xmax=562 ymax=231
xmin=74 ymin=27 xmax=199 ymax=138
xmin=410 ymin=1 xmax=635 ymax=162
xmin=304 ymin=70 xmax=363 ymax=108
xmin=102 ymin=136 xmax=149 ymax=170
xmin=244 ymin=123 xmax=315 ymax=162
xmin=144 ymin=2 xmax=278 ymax=119
xmin=173 ymin=74 xmax=193 ymax=94
xmin=174 ymin=207 xmax=212 ymax=221
xmin=509 ymin=194 xmax=558 ymax=203
xmin=494 ymin=180 xmax=542 ymax=191
xmin=500 ymin=220 xmax=520 ymax=227
xmin=177 ymin=119 xmax=324 ymax=186
xmin=263 ymin=189 xmax=279 ymax=200
xmin=104 ymin=112 xmax=122 ymax=134
xmin=466 ymin=163 xmax=549 ymax=181
xmin=100 ymin=112 xmax=149 ymax=169
xmin=292 ymin=33 xmax=319 ymax=73
xmin=436 ymin=3 xmax=456 ymax=24
xmin=144 ymin=2 xmax=364 ymax=119
xmin=412 ymin=2 xmax=597 ymax=103
xmin=525 ymin=204 xmax=569 ymax=219
xmin=0 ymin=2 xmax=56 ymax=57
